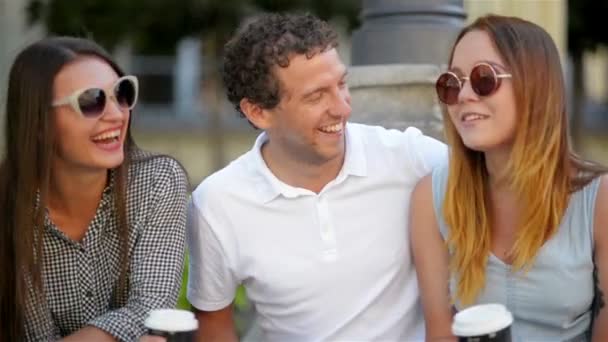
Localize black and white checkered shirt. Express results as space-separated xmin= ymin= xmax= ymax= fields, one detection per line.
xmin=24 ymin=152 xmax=189 ymax=341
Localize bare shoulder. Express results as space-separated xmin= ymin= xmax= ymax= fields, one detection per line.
xmin=410 ymin=173 xmax=439 ymax=235
xmin=594 ymin=174 xmax=608 ymax=243
xmin=598 ymin=173 xmax=608 ymax=199
xmin=591 ymin=174 xmax=608 ymax=340
xmin=412 ymin=174 xmax=434 ymax=206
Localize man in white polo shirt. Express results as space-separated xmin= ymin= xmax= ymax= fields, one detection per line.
xmin=186 ymin=12 xmax=446 ymax=342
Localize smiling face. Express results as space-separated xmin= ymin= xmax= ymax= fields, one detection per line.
xmin=262 ymin=48 xmax=351 ymax=167
xmin=447 ymin=30 xmax=518 ymax=153
xmin=51 ymin=56 xmax=130 ymax=173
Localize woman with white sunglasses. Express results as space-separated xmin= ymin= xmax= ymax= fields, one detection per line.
xmin=0 ymin=37 xmax=189 ymax=341
xmin=410 ymin=15 xmax=608 ymax=341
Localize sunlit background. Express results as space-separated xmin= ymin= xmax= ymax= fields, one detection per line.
xmin=1 ymin=0 xmax=606 ymax=187
xmin=1 ymin=0 xmax=607 ymax=337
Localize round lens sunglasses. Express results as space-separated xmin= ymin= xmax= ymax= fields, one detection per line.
xmin=435 ymin=62 xmax=511 ymax=105
xmin=52 ymin=75 xmax=139 ymax=118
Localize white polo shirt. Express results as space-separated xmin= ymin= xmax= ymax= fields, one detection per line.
xmin=187 ymin=123 xmax=446 ymax=342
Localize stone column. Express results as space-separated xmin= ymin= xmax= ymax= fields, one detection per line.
xmin=351 ymin=0 xmax=466 ymax=65
xmin=347 ymin=0 xmax=465 ymax=139
xmin=348 ymin=64 xmax=444 ymax=140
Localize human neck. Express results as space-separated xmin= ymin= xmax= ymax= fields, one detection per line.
xmin=48 ymin=162 xmax=108 ymax=218
xmin=484 ymin=147 xmax=512 ymax=191
xmin=261 ymin=141 xmax=345 ymax=194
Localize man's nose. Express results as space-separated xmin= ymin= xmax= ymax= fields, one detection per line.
xmin=329 ymin=88 xmax=352 ymax=117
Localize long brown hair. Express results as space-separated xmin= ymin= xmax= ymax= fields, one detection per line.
xmin=441 ymin=15 xmax=608 ymax=305
xmin=0 ymin=37 xmax=134 ymax=340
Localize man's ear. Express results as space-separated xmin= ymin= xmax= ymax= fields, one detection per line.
xmin=240 ymin=98 xmax=272 ymax=129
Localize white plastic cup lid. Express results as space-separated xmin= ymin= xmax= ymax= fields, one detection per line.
xmin=144 ymin=309 xmax=198 ymax=332
xmin=452 ymin=303 xmax=513 ymax=337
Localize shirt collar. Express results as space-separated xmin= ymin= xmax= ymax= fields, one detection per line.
xmin=249 ymin=122 xmax=367 ymax=203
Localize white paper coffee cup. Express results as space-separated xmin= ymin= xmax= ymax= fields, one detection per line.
xmin=145 ymin=309 xmax=198 ymax=341
xmin=452 ymin=303 xmax=513 ymax=340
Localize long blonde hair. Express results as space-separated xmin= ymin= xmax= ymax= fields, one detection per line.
xmin=442 ymin=15 xmax=607 ymax=305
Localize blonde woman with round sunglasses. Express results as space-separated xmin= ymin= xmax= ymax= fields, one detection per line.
xmin=0 ymin=37 xmax=188 ymax=341
xmin=411 ymin=15 xmax=608 ymax=341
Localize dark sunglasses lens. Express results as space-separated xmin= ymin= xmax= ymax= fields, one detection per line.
xmin=78 ymin=89 xmax=106 ymax=117
xmin=471 ymin=64 xmax=498 ymax=96
xmin=115 ymin=79 xmax=136 ymax=108
xmin=436 ymin=73 xmax=461 ymax=105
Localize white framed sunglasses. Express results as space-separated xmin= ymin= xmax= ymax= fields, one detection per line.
xmin=52 ymin=75 xmax=139 ymax=118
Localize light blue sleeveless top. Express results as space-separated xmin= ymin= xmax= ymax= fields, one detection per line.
xmin=431 ymin=164 xmax=601 ymax=342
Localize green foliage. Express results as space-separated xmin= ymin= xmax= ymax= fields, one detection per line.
xmin=27 ymin=0 xmax=209 ymax=54
xmin=176 ymin=253 xmax=192 ymax=310
xmin=234 ymin=285 xmax=251 ymax=311
xmin=27 ymin=0 xmax=360 ymax=54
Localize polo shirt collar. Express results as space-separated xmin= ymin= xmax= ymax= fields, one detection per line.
xmin=250 ymin=123 xmax=367 ymax=203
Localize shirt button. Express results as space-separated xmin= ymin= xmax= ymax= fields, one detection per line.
xmin=85 ymin=290 xmax=94 ymax=298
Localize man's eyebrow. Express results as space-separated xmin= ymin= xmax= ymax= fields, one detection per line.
xmin=301 ymin=70 xmax=348 ymax=99
xmin=302 ymin=68 xmax=348 ymax=98
xmin=301 ymin=86 xmax=325 ymax=100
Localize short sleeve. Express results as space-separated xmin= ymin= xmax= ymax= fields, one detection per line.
xmin=186 ymin=194 xmax=239 ymax=311
xmin=403 ymin=127 xmax=448 ymax=178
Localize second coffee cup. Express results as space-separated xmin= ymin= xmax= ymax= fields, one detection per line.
xmin=452 ymin=303 xmax=513 ymax=342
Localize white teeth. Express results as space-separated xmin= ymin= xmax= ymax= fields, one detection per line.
xmin=319 ymin=123 xmax=343 ymax=133
xmin=462 ymin=113 xmax=488 ymax=122
xmin=92 ymin=129 xmax=120 ymax=141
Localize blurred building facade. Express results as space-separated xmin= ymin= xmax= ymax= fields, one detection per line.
xmin=0 ymin=0 xmax=45 ymax=153
xmin=465 ymin=0 xmax=567 ymax=55
xmin=1 ymin=0 xmax=606 ymax=185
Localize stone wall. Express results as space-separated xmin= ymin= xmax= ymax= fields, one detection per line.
xmin=349 ymin=64 xmax=444 ymax=140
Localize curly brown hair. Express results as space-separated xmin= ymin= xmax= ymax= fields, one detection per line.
xmin=222 ymin=12 xmax=338 ymax=124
